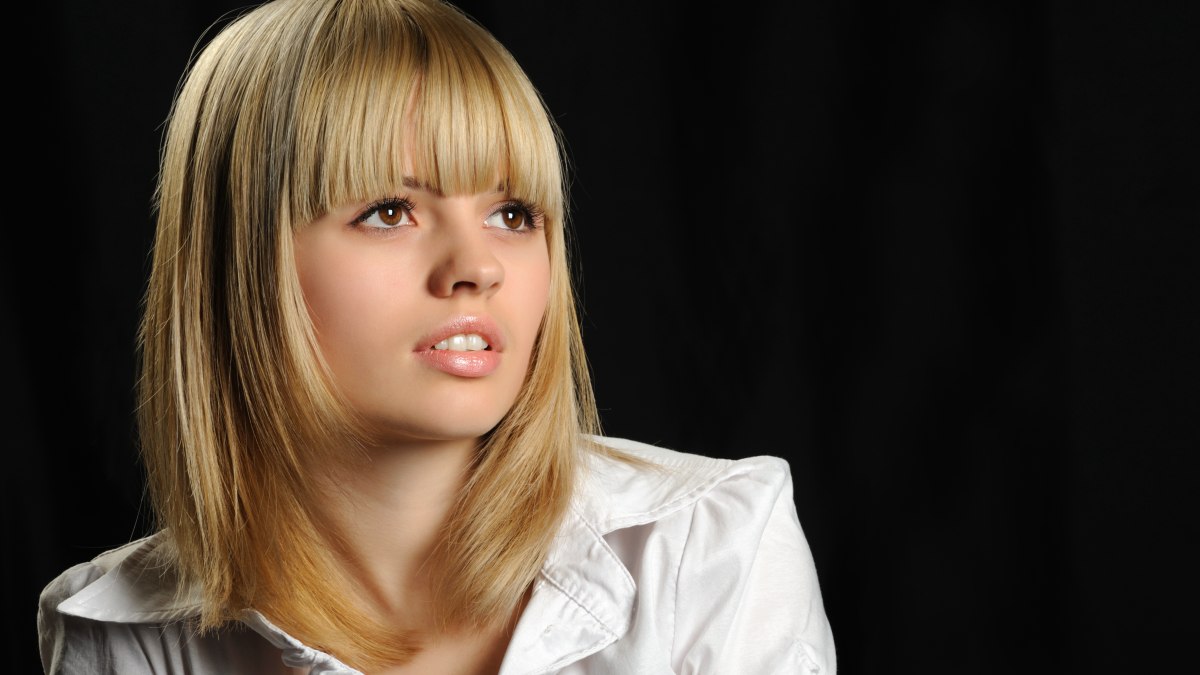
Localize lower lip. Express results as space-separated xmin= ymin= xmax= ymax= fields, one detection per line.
xmin=413 ymin=349 xmax=500 ymax=377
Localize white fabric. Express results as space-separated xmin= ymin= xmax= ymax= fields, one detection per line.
xmin=39 ymin=435 xmax=836 ymax=674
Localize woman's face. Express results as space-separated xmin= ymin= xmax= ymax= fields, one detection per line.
xmin=294 ymin=177 xmax=551 ymax=445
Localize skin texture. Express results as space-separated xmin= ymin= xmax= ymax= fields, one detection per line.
xmin=292 ymin=178 xmax=550 ymax=673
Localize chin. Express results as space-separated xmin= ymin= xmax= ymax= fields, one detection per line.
xmin=389 ymin=422 xmax=500 ymax=445
xmin=364 ymin=402 xmax=512 ymax=446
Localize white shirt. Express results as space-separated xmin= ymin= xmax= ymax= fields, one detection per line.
xmin=39 ymin=436 xmax=836 ymax=674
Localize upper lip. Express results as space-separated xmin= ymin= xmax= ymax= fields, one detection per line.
xmin=416 ymin=315 xmax=505 ymax=352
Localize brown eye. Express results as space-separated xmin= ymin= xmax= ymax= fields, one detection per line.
xmin=484 ymin=202 xmax=539 ymax=232
xmin=498 ymin=207 xmax=526 ymax=229
xmin=355 ymin=197 xmax=415 ymax=230
xmin=378 ymin=205 xmax=406 ymax=226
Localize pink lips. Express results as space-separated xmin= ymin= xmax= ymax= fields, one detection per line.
xmin=413 ymin=315 xmax=503 ymax=378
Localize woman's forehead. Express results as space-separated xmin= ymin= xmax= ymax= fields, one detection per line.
xmin=394 ymin=173 xmax=508 ymax=196
xmin=325 ymin=172 xmax=514 ymax=209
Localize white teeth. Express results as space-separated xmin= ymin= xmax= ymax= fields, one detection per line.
xmin=432 ymin=333 xmax=489 ymax=351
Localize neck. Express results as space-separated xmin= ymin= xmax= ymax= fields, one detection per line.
xmin=315 ymin=435 xmax=480 ymax=622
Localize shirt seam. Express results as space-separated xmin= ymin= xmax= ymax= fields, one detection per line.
xmin=536 ymin=569 xmax=619 ymax=641
xmin=668 ymin=500 xmax=697 ymax=666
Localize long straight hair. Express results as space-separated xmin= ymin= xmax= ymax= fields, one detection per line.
xmin=137 ymin=0 xmax=603 ymax=668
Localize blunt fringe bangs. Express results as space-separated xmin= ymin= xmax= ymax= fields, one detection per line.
xmin=286 ymin=0 xmax=565 ymax=230
xmin=137 ymin=0 xmax=601 ymax=669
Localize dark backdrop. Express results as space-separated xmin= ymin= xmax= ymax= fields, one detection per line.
xmin=8 ymin=1 xmax=1198 ymax=673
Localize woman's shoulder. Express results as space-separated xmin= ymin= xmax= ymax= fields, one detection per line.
xmin=38 ymin=533 xmax=202 ymax=673
xmin=584 ymin=433 xmax=788 ymax=470
xmin=578 ymin=434 xmax=796 ymax=535
xmin=39 ymin=533 xmax=171 ymax=619
xmin=573 ymin=435 xmax=836 ymax=673
xmin=38 ymin=534 xmax=280 ymax=674
xmin=39 ymin=531 xmax=194 ymax=624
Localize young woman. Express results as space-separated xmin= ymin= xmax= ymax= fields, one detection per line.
xmin=37 ymin=1 xmax=835 ymax=672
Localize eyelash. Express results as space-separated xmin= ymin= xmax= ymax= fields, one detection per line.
xmin=496 ymin=200 xmax=546 ymax=233
xmin=352 ymin=196 xmax=416 ymax=231
xmin=351 ymin=196 xmax=545 ymax=235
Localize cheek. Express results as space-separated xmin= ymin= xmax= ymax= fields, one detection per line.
xmin=510 ymin=249 xmax=552 ymax=342
xmin=295 ymin=243 xmax=409 ymax=361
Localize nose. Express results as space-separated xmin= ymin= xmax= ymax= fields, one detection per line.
xmin=426 ymin=223 xmax=505 ymax=298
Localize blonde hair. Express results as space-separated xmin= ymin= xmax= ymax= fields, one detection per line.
xmin=137 ymin=0 xmax=604 ymax=668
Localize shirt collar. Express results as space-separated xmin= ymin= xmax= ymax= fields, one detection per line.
xmin=576 ymin=434 xmax=737 ymax=536
xmin=54 ymin=532 xmax=201 ymax=624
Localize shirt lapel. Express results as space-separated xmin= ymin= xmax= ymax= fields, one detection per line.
xmin=499 ymin=506 xmax=637 ymax=675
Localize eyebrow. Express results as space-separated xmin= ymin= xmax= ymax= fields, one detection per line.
xmin=401 ymin=176 xmax=442 ymax=196
xmin=400 ymin=176 xmax=507 ymax=196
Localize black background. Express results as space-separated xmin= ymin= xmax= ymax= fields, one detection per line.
xmin=7 ymin=1 xmax=1198 ymax=673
